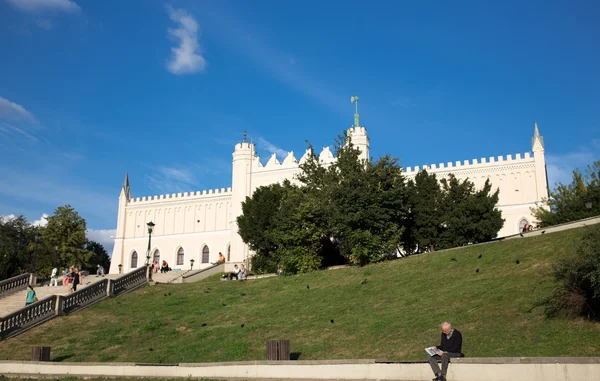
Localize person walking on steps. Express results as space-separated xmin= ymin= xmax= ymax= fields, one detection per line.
xmin=427 ymin=321 xmax=463 ymax=381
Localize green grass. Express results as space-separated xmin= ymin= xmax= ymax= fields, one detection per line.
xmin=1 ymin=227 xmax=599 ymax=363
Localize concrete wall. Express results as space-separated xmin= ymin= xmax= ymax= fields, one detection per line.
xmin=1 ymin=358 xmax=598 ymax=381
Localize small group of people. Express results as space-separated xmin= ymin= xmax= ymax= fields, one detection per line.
xmin=60 ymin=267 xmax=82 ymax=293
xmin=522 ymin=223 xmax=540 ymax=233
xmin=226 ymin=264 xmax=247 ymax=280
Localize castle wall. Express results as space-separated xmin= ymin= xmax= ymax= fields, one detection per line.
xmin=109 ymin=124 xmax=547 ymax=274
xmin=110 ymin=189 xmax=233 ymax=273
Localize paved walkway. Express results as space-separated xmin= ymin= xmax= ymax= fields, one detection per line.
xmin=0 ymin=274 xmax=120 ymax=317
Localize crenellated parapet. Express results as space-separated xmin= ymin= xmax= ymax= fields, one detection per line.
xmin=403 ymin=152 xmax=535 ymax=175
xmin=128 ymin=187 xmax=232 ymax=205
xmin=253 ymin=146 xmax=337 ymax=171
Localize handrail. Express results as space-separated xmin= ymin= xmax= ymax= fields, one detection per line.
xmin=112 ymin=267 xmax=147 ymax=295
xmin=0 ymin=295 xmax=56 ymax=339
xmin=0 ymin=273 xmax=31 ymax=298
xmin=61 ymin=279 xmax=108 ymax=314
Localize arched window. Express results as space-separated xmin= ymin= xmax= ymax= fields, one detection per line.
xmin=177 ymin=248 xmax=184 ymax=265
xmin=131 ymin=251 xmax=138 ymax=268
xmin=519 ymin=218 xmax=529 ymax=233
xmin=202 ymin=245 xmax=210 ymax=263
xmin=227 ymin=244 xmax=231 ymax=262
xmin=153 ymin=249 xmax=160 ymax=264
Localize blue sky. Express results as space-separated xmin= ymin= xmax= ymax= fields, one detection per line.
xmin=1 ymin=0 xmax=599 ymax=249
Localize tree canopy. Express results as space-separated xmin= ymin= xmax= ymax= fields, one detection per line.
xmin=533 ymin=160 xmax=600 ymax=226
xmin=238 ymin=132 xmax=504 ymax=274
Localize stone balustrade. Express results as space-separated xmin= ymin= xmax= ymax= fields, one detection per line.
xmin=0 ymin=268 xmax=149 ymax=340
xmin=60 ymin=280 xmax=109 ymax=315
xmin=0 ymin=273 xmax=31 ymax=298
xmin=0 ymin=295 xmax=56 ymax=339
xmin=111 ymin=266 xmax=147 ymax=295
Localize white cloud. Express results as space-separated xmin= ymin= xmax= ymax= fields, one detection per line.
xmin=0 ymin=122 xmax=40 ymax=142
xmin=546 ymin=141 xmax=600 ymax=188
xmin=32 ymin=213 xmax=49 ymax=226
xmin=255 ymin=137 xmax=288 ymax=159
xmin=145 ymin=165 xmax=198 ymax=194
xmin=6 ymin=0 xmax=81 ymax=13
xmin=87 ymin=229 xmax=116 ymax=255
xmin=166 ymin=6 xmax=207 ymax=75
xmin=0 ymin=214 xmax=17 ymax=223
xmin=0 ymin=97 xmax=37 ymax=123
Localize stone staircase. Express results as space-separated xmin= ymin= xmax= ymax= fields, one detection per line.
xmin=150 ymin=270 xmax=191 ymax=284
xmin=0 ymin=274 xmax=119 ymax=317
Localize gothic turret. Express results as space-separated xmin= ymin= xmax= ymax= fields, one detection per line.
xmin=230 ymin=131 xmax=255 ymax=264
xmin=531 ymin=122 xmax=549 ymax=201
xmin=347 ymin=96 xmax=370 ymax=162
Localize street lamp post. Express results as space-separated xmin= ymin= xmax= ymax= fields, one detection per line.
xmin=118 ymin=264 xmax=123 ymax=274
xmin=190 ymin=258 xmax=195 ymax=270
xmin=145 ymin=221 xmax=155 ymax=281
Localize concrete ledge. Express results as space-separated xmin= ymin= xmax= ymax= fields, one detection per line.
xmin=1 ymin=358 xmax=599 ymax=381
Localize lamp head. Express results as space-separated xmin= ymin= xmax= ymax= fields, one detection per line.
xmin=147 ymin=221 xmax=155 ymax=233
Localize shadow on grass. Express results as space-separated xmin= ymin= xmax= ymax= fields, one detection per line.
xmin=53 ymin=354 xmax=74 ymax=362
xmin=290 ymin=352 xmax=302 ymax=360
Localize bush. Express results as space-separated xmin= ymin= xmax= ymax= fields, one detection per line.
xmin=546 ymin=225 xmax=600 ymax=320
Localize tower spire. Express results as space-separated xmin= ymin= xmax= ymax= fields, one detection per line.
xmin=121 ymin=172 xmax=131 ymax=199
xmin=351 ymin=96 xmax=360 ymax=127
xmin=531 ymin=121 xmax=544 ymax=152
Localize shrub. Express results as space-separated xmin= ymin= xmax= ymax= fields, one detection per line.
xmin=545 ymin=225 xmax=600 ymax=320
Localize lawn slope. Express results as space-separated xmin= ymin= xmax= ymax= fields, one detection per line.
xmin=1 ymin=227 xmax=599 ymax=363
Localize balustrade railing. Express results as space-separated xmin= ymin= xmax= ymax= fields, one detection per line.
xmin=61 ymin=279 xmax=108 ymax=314
xmin=0 ymin=268 xmax=148 ymax=340
xmin=0 ymin=273 xmax=31 ymax=298
xmin=0 ymin=295 xmax=56 ymax=339
xmin=112 ymin=266 xmax=147 ymax=295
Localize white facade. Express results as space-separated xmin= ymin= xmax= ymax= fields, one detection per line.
xmin=109 ymin=124 xmax=548 ymax=274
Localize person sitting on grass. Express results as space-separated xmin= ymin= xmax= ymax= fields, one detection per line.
xmin=237 ymin=264 xmax=248 ymax=280
xmin=227 ymin=264 xmax=239 ymax=280
xmin=427 ymin=321 xmax=463 ymax=381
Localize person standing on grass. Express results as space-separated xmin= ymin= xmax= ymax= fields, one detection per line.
xmin=25 ymin=285 xmax=37 ymax=306
xmin=427 ymin=322 xmax=463 ymax=381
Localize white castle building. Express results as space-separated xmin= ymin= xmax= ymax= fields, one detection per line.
xmin=109 ymin=111 xmax=548 ymax=274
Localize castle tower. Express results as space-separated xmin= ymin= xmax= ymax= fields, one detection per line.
xmin=531 ymin=122 xmax=549 ymax=201
xmin=109 ymin=173 xmax=131 ymax=274
xmin=230 ymin=132 xmax=254 ymax=265
xmin=348 ymin=96 xmax=370 ymax=162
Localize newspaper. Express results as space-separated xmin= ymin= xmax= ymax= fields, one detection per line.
xmin=425 ymin=347 xmax=443 ymax=356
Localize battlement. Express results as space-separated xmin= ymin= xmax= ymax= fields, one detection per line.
xmin=253 ymin=146 xmax=337 ymax=171
xmin=403 ymin=152 xmax=534 ymax=174
xmin=128 ymin=187 xmax=232 ymax=204
xmin=348 ymin=126 xmax=367 ymax=136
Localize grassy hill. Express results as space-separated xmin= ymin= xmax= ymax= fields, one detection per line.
xmin=2 ymin=227 xmax=599 ymax=363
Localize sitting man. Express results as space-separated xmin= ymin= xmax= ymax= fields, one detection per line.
xmin=212 ymin=252 xmax=226 ymax=265
xmin=96 ymin=264 xmax=105 ymax=277
xmin=427 ymin=321 xmax=463 ymax=381
xmin=227 ymin=264 xmax=239 ymax=280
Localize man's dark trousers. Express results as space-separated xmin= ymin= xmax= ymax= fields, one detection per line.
xmin=428 ymin=352 xmax=461 ymax=377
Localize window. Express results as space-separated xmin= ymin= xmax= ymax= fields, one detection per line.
xmin=153 ymin=249 xmax=160 ymax=264
xmin=131 ymin=251 xmax=138 ymax=268
xmin=202 ymin=245 xmax=210 ymax=263
xmin=177 ymin=248 xmax=184 ymax=266
xmin=227 ymin=244 xmax=231 ymax=262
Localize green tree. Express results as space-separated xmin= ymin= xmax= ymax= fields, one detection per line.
xmin=404 ymin=170 xmax=443 ymax=253
xmin=533 ymin=160 xmax=600 ymax=226
xmin=0 ymin=216 xmax=35 ymax=280
xmin=42 ymin=205 xmax=93 ymax=269
xmin=437 ymin=175 xmax=503 ymax=249
xmin=85 ymin=241 xmax=111 ymax=274
xmin=546 ymin=224 xmax=600 ymax=320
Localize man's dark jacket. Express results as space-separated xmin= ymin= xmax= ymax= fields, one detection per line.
xmin=436 ymin=329 xmax=462 ymax=354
